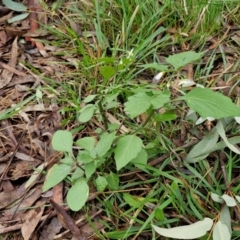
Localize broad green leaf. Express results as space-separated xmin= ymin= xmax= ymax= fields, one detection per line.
xmin=42 ymin=164 xmax=71 ymax=192
xmin=52 ymin=130 xmax=73 ymax=153
xmin=154 ymin=207 xmax=165 ymax=221
xmin=95 ymin=176 xmax=108 ymax=192
xmin=185 ymin=128 xmax=219 ymax=163
xmin=3 ymin=0 xmax=27 ymax=11
xmin=106 ymin=172 xmax=119 ymax=190
xmin=213 ymin=221 xmax=231 ymax=240
xmin=95 ymin=132 xmax=116 ymax=157
xmin=222 ymin=194 xmax=236 ymax=207
xmin=8 ymin=12 xmax=29 ymax=23
xmin=84 ymin=162 xmax=97 ymax=179
xmin=131 ymin=148 xmax=148 ymax=166
xmin=166 ymin=51 xmax=204 ymax=70
xmin=60 ymin=156 xmax=74 ymax=165
xmin=78 ymin=104 xmax=95 ymax=122
xmin=76 ymin=137 xmax=95 ymax=151
xmin=123 ymin=193 xmax=143 ymax=208
xmin=140 ymin=62 xmax=169 ymax=71
xmin=70 ymin=168 xmax=84 ymax=182
xmin=152 ymin=218 xmax=213 ymax=239
xmin=67 ymin=178 xmax=89 ymax=211
xmin=150 ymin=91 xmax=170 ymax=109
xmin=84 ymin=95 xmax=96 ymax=103
xmin=124 ymin=92 xmax=152 ymax=118
xmin=99 ymin=65 xmax=116 ymax=79
xmin=216 ymin=121 xmax=240 ymax=154
xmin=114 ymin=135 xmax=142 ymax=170
xmin=77 ymin=151 xmax=93 ymax=163
xmin=220 ymin=205 xmax=232 ymax=235
xmin=154 ymin=110 xmax=177 ymax=122
xmin=211 ymin=193 xmax=224 ymax=204
xmin=181 ymin=87 xmax=240 ymax=119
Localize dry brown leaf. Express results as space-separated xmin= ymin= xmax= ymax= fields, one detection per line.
xmin=21 ymin=200 xmax=45 ymax=240
xmin=39 ymin=217 xmax=62 ymax=240
xmin=0 ymin=37 xmax=18 ymax=89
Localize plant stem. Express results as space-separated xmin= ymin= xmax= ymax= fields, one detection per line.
xmin=98 ymin=100 xmax=108 ymax=130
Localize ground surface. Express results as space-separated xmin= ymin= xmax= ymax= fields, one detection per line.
xmin=1 ymin=0 xmax=240 ymax=239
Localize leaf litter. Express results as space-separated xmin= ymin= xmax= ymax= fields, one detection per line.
xmin=0 ymin=0 xmax=240 ymax=239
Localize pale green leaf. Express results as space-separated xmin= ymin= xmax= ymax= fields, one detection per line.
xmin=123 ymin=193 xmax=143 ymax=208
xmin=185 ymin=128 xmax=219 ymax=163
xmin=95 ymin=132 xmax=116 ymax=157
xmin=67 ymin=178 xmax=89 ymax=211
xmin=166 ymin=51 xmax=204 ymax=70
xmin=95 ymin=176 xmax=108 ymax=192
xmin=42 ymin=164 xmax=71 ymax=192
xmin=106 ymin=172 xmax=119 ymax=190
xmin=84 ymin=95 xmax=96 ymax=103
xmin=131 ymin=148 xmax=148 ymax=166
xmin=220 ymin=205 xmax=232 ymax=235
xmin=3 ymin=0 xmax=27 ymax=11
xmin=8 ymin=12 xmax=29 ymax=23
xmin=114 ymin=135 xmax=142 ymax=171
xmin=77 ymin=151 xmax=93 ymax=164
xmin=150 ymin=91 xmax=170 ymax=109
xmin=52 ymin=130 xmax=73 ymax=153
xmin=124 ymin=92 xmax=152 ymax=118
xmin=213 ymin=221 xmax=231 ymax=240
xmin=76 ymin=137 xmax=95 ymax=151
xmin=216 ymin=121 xmax=240 ymax=154
xmin=78 ymin=104 xmax=95 ymax=122
xmin=152 ymin=218 xmax=213 ymax=239
xmin=221 ymin=194 xmax=236 ymax=207
xmin=60 ymin=156 xmax=74 ymax=165
xmin=84 ymin=162 xmax=97 ymax=179
xmin=140 ymin=62 xmax=169 ymax=71
xmin=211 ymin=193 xmax=224 ymax=204
xmin=181 ymin=87 xmax=240 ymax=119
xmin=25 ymin=163 xmax=45 ymax=189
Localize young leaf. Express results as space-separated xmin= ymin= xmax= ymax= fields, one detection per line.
xmin=77 ymin=151 xmax=93 ymax=164
xmin=78 ymin=104 xmax=95 ymax=122
xmin=185 ymin=128 xmax=219 ymax=163
xmin=84 ymin=162 xmax=97 ymax=179
xmin=152 ymin=218 xmax=213 ymax=239
xmin=84 ymin=94 xmax=96 ymax=103
xmin=220 ymin=205 xmax=232 ymax=235
xmin=67 ymin=178 xmax=89 ymax=211
xmin=95 ymin=132 xmax=116 ymax=157
xmin=213 ymin=221 xmax=231 ymax=240
xmin=150 ymin=90 xmax=170 ymax=109
xmin=43 ymin=164 xmax=71 ymax=192
xmin=166 ymin=51 xmax=204 ymax=70
xmin=99 ymin=65 xmax=116 ymax=79
xmin=52 ymin=130 xmax=73 ymax=153
xmin=221 ymin=194 xmax=236 ymax=207
xmin=95 ymin=176 xmax=108 ymax=192
xmin=76 ymin=137 xmax=95 ymax=151
xmin=216 ymin=121 xmax=240 ymax=154
xmin=181 ymin=87 xmax=240 ymax=119
xmin=114 ymin=135 xmax=142 ymax=170
xmin=3 ymin=0 xmax=27 ymax=12
xmin=106 ymin=172 xmax=119 ymax=190
xmin=123 ymin=193 xmax=143 ymax=208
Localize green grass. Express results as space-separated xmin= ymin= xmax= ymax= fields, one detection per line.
xmin=3 ymin=0 xmax=240 ymax=239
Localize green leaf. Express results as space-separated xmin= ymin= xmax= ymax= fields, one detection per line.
xmin=140 ymin=62 xmax=169 ymax=71
xmin=154 ymin=110 xmax=177 ymax=122
xmin=114 ymin=135 xmax=142 ymax=171
xmin=3 ymin=0 xmax=27 ymax=12
xmin=60 ymin=156 xmax=74 ymax=165
xmin=78 ymin=104 xmax=95 ymax=122
xmin=131 ymin=148 xmax=148 ymax=166
xmin=213 ymin=221 xmax=231 ymax=240
xmin=8 ymin=12 xmax=29 ymax=23
xmin=221 ymin=194 xmax=236 ymax=207
xmin=154 ymin=207 xmax=165 ymax=221
xmin=84 ymin=162 xmax=97 ymax=179
xmin=95 ymin=176 xmax=108 ymax=192
xmin=124 ymin=91 xmax=170 ymax=118
xmin=67 ymin=178 xmax=89 ymax=211
xmin=181 ymin=87 xmax=240 ymax=119
xmin=84 ymin=95 xmax=96 ymax=103
xmin=52 ymin=130 xmax=73 ymax=153
xmin=99 ymin=65 xmax=116 ymax=79
xmin=76 ymin=137 xmax=95 ymax=151
xmin=43 ymin=164 xmax=71 ymax=192
xmin=106 ymin=172 xmax=119 ymax=190
xmin=77 ymin=151 xmax=93 ymax=164
xmin=123 ymin=193 xmax=143 ymax=208
xmin=185 ymin=128 xmax=219 ymax=163
xmin=166 ymin=51 xmax=204 ymax=70
xmin=152 ymin=218 xmax=213 ymax=239
xmin=70 ymin=168 xmax=84 ymax=182
xmin=216 ymin=121 xmax=240 ymax=154
xmin=220 ymin=205 xmax=232 ymax=235
xmin=95 ymin=132 xmax=116 ymax=157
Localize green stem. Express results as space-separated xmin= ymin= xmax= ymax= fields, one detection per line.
xmin=98 ymin=100 xmax=108 ymax=130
